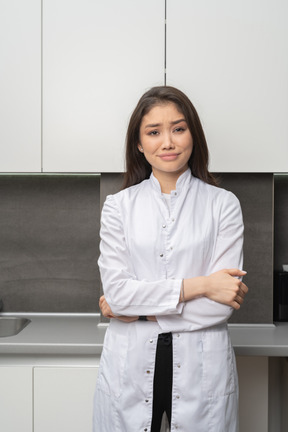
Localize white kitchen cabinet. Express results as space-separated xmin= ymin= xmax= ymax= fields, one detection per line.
xmin=43 ymin=0 xmax=165 ymax=173
xmin=0 ymin=366 xmax=33 ymax=432
xmin=166 ymin=0 xmax=288 ymax=172
xmin=0 ymin=0 xmax=41 ymax=172
xmin=32 ymin=359 xmax=269 ymax=432
xmin=34 ymin=366 xmax=98 ymax=432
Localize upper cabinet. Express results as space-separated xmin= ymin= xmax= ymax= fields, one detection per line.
xmin=2 ymin=0 xmax=288 ymax=173
xmin=0 ymin=0 xmax=41 ymax=172
xmin=166 ymin=0 xmax=288 ymax=172
xmin=42 ymin=0 xmax=165 ymax=173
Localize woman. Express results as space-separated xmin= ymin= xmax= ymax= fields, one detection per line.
xmin=93 ymin=86 xmax=248 ymax=432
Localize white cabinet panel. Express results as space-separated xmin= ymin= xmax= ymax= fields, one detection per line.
xmin=43 ymin=0 xmax=165 ymax=172
xmin=34 ymin=366 xmax=98 ymax=432
xmin=166 ymin=0 xmax=288 ymax=172
xmin=0 ymin=367 xmax=33 ymax=432
xmin=0 ymin=0 xmax=41 ymax=172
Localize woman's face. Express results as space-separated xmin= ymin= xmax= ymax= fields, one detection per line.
xmin=138 ymin=102 xmax=193 ymax=182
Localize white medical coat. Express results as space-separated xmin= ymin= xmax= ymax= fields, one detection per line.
xmin=93 ymin=169 xmax=244 ymax=432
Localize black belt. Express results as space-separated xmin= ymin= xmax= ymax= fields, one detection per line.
xmin=157 ymin=332 xmax=172 ymax=346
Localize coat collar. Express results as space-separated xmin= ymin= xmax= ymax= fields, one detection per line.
xmin=149 ymin=169 xmax=193 ymax=195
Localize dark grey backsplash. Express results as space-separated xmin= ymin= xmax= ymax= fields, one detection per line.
xmin=274 ymin=174 xmax=288 ymax=271
xmin=0 ymin=172 xmax=282 ymax=323
xmin=0 ymin=175 xmax=100 ymax=313
xmin=217 ymin=174 xmax=274 ymax=324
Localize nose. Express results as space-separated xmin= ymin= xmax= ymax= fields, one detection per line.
xmin=161 ymin=132 xmax=175 ymax=149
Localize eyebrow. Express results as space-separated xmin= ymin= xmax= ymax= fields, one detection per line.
xmin=144 ymin=118 xmax=186 ymax=129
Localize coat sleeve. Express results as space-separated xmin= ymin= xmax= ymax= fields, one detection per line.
xmin=156 ymin=191 xmax=244 ymax=332
xmin=98 ymin=195 xmax=184 ymax=316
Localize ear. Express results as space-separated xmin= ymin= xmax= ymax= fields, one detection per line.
xmin=138 ymin=143 xmax=144 ymax=153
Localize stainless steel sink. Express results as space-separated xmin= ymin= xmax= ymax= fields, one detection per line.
xmin=0 ymin=317 xmax=31 ymax=337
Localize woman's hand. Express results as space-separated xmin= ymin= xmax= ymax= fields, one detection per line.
xmin=99 ymin=295 xmax=156 ymax=322
xmin=183 ymin=269 xmax=248 ymax=310
xmin=205 ymin=269 xmax=248 ymax=309
xmin=99 ymin=295 xmax=115 ymax=319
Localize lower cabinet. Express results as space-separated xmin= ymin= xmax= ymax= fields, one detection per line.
xmin=34 ymin=367 xmax=99 ymax=432
xmin=0 ymin=365 xmax=98 ymax=432
xmin=0 ymin=366 xmax=33 ymax=432
xmin=0 ymin=359 xmax=284 ymax=432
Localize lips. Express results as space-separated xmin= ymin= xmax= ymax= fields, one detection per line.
xmin=158 ymin=153 xmax=180 ymax=161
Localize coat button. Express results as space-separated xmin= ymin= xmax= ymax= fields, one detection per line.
xmin=146 ymin=370 xmax=150 ymax=374
xmin=160 ymin=253 xmax=164 ymax=257
xmin=162 ymin=224 xmax=166 ymax=228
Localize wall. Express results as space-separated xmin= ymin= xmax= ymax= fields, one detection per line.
xmin=274 ymin=174 xmax=288 ymax=271
xmin=0 ymin=175 xmax=100 ymax=312
xmin=218 ymin=173 xmax=274 ymax=324
xmin=0 ymin=171 xmax=284 ymax=325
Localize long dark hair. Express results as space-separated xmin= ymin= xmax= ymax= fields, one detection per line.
xmin=123 ymin=86 xmax=218 ymax=189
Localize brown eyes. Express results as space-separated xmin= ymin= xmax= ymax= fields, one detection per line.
xmin=147 ymin=127 xmax=186 ymax=136
xmin=174 ymin=127 xmax=185 ymax=133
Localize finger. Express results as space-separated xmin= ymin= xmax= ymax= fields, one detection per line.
xmin=224 ymin=268 xmax=247 ymax=278
xmin=240 ymin=283 xmax=249 ymax=294
xmin=237 ymin=286 xmax=248 ymax=300
xmin=231 ymin=300 xmax=241 ymax=310
xmin=102 ymin=309 xmax=112 ymax=318
xmin=235 ymin=295 xmax=244 ymax=305
xmin=238 ymin=291 xmax=245 ymax=301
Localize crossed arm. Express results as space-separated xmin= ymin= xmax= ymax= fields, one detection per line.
xmin=99 ymin=268 xmax=248 ymax=323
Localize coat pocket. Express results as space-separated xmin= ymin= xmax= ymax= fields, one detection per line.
xmin=201 ymin=327 xmax=237 ymax=398
xmin=97 ymin=324 xmax=128 ymax=399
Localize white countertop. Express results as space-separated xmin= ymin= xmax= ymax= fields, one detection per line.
xmin=229 ymin=322 xmax=288 ymax=356
xmin=1 ymin=313 xmax=288 ymax=361
xmin=0 ymin=313 xmax=106 ymax=356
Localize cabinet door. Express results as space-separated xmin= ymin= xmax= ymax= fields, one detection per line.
xmin=0 ymin=367 xmax=33 ymax=432
xmin=34 ymin=367 xmax=98 ymax=432
xmin=0 ymin=0 xmax=41 ymax=172
xmin=43 ymin=0 xmax=165 ymax=173
xmin=166 ymin=0 xmax=288 ymax=172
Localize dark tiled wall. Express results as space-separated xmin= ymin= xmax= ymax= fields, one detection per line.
xmin=0 ymin=172 xmax=276 ymax=323
xmin=0 ymin=175 xmax=100 ymax=312
xmin=100 ymin=173 xmax=123 ymax=209
xmin=217 ymin=174 xmax=274 ymax=324
xmin=274 ymin=174 xmax=288 ymax=271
